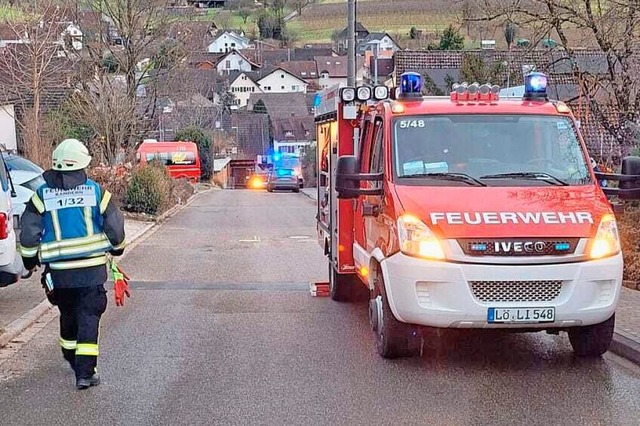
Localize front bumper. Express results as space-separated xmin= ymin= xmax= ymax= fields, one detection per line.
xmin=0 ymin=254 xmax=24 ymax=288
xmin=381 ymin=252 xmax=622 ymax=329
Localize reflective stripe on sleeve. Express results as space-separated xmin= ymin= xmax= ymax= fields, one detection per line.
xmin=31 ymin=193 xmax=45 ymax=214
xmin=100 ymin=191 xmax=112 ymax=214
xmin=75 ymin=343 xmax=99 ymax=356
xmin=49 ymin=255 xmax=107 ymax=270
xmin=112 ymin=240 xmax=126 ymax=251
xmin=19 ymin=245 xmax=39 ymax=257
xmin=59 ymin=338 xmax=77 ymax=350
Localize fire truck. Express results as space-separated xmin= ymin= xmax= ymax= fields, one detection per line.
xmin=314 ymin=72 xmax=640 ymax=359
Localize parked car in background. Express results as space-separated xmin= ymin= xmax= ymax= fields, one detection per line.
xmin=0 ymin=152 xmax=25 ymax=287
xmin=0 ymin=152 xmax=46 ymax=224
xmin=4 ymin=153 xmax=44 ymax=174
xmin=267 ymin=168 xmax=300 ymax=193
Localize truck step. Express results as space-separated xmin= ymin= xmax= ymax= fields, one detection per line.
xmin=310 ymin=281 xmax=330 ymax=297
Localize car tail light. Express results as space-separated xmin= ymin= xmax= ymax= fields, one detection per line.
xmin=0 ymin=213 xmax=8 ymax=239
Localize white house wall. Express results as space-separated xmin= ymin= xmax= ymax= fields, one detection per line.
xmin=230 ymin=75 xmax=263 ymax=107
xmin=0 ymin=105 xmax=17 ymax=151
xmin=259 ymin=71 xmax=307 ymax=93
xmin=208 ymin=33 xmax=250 ymax=53
xmin=217 ymin=52 xmax=253 ymax=74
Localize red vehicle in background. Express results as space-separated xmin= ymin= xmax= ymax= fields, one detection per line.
xmin=136 ymin=140 xmax=201 ymax=182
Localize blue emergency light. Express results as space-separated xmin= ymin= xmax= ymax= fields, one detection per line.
xmin=523 ymin=72 xmax=548 ymax=100
xmin=399 ymin=72 xmax=423 ymax=99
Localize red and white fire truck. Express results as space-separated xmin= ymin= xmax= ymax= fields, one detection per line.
xmin=314 ymin=72 xmax=640 ymax=359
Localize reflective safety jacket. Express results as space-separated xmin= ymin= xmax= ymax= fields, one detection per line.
xmin=19 ymin=170 xmax=126 ymax=272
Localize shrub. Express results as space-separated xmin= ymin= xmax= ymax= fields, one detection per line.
xmin=620 ymin=203 xmax=640 ymax=283
xmin=124 ymin=162 xmax=174 ymax=215
xmin=175 ymin=126 xmax=213 ymax=181
xmin=88 ymin=164 xmax=132 ymax=205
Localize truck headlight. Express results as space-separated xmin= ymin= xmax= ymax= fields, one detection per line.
xmin=397 ymin=214 xmax=445 ymax=260
xmin=589 ymin=214 xmax=620 ymax=259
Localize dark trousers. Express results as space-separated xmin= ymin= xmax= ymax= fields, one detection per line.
xmin=56 ymin=284 xmax=107 ymax=380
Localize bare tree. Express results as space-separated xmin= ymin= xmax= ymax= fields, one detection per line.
xmin=68 ymin=0 xmax=181 ymax=163
xmin=0 ymin=1 xmax=75 ymax=165
xmin=473 ymin=0 xmax=640 ymax=157
xmin=288 ymin=0 xmax=316 ymax=16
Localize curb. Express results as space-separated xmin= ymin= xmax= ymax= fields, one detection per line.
xmin=0 ymin=299 xmax=51 ymax=348
xmin=610 ymin=331 xmax=640 ymax=365
xmin=0 ymin=189 xmax=211 ymax=349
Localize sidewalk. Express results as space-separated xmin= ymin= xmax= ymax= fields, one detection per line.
xmin=299 ymin=186 xmax=640 ymax=363
xmin=0 ymin=219 xmax=153 ymax=333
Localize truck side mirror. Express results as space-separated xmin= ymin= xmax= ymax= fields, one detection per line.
xmin=336 ymin=155 xmax=359 ymax=199
xmin=335 ymin=155 xmax=384 ymax=199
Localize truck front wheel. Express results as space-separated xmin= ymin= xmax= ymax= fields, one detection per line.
xmin=568 ymin=314 xmax=615 ymax=357
xmin=372 ymin=274 xmax=416 ymax=359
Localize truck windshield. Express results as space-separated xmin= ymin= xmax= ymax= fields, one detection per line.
xmin=393 ymin=114 xmax=591 ymax=186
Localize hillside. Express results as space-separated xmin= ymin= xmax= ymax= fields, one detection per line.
xmin=289 ymin=0 xmax=458 ymax=44
xmin=287 ymin=0 xmax=593 ymax=49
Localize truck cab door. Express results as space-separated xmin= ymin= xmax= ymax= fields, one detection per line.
xmin=354 ymin=118 xmax=386 ymax=271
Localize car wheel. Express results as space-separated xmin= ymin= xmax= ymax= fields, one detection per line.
xmin=372 ymin=270 xmax=417 ymax=359
xmin=568 ymin=314 xmax=615 ymax=357
xmin=293 ymin=187 xmax=300 ymax=193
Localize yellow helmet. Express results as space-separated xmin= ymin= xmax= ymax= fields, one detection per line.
xmin=52 ymin=139 xmax=92 ymax=171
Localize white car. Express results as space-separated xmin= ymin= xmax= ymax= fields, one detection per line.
xmin=0 ymin=154 xmax=26 ymax=287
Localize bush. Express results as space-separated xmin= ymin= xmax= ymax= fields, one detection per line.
xmin=175 ymin=126 xmax=213 ymax=181
xmin=620 ymin=203 xmax=640 ymax=283
xmin=88 ymin=164 xmax=132 ymax=206
xmin=124 ymin=162 xmax=174 ymax=215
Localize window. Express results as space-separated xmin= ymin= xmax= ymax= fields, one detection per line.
xmin=292 ymin=85 xmax=298 ymax=91
xmin=281 ymin=73 xmax=285 ymax=78
xmin=369 ymin=119 xmax=384 ymax=174
xmin=239 ymin=60 xmax=244 ymax=67
xmin=281 ymin=86 xmax=285 ymax=90
xmin=393 ymin=114 xmax=590 ymax=186
xmin=225 ymin=60 xmax=231 ymax=69
xmin=145 ymin=152 xmax=196 ymax=166
xmin=285 ymin=131 xmax=294 ymax=137
xmin=301 ymin=72 xmax=307 ymax=76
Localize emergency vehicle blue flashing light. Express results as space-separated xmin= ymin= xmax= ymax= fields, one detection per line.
xmin=273 ymin=153 xmax=281 ymax=162
xmin=523 ymin=72 xmax=548 ymax=101
xmin=399 ymin=72 xmax=423 ymax=99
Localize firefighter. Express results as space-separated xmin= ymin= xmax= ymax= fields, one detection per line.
xmin=19 ymin=139 xmax=126 ymax=390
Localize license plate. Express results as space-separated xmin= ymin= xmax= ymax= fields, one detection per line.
xmin=487 ymin=307 xmax=555 ymax=324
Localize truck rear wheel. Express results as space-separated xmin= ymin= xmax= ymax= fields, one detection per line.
xmin=372 ymin=274 xmax=416 ymax=359
xmin=568 ymin=314 xmax=615 ymax=357
xmin=329 ymin=263 xmax=358 ymax=302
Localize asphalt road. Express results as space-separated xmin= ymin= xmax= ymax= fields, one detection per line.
xmin=1 ymin=189 xmax=640 ymax=426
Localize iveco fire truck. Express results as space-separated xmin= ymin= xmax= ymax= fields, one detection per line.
xmin=314 ymin=72 xmax=640 ymax=359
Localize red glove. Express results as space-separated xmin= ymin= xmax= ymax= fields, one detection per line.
xmin=110 ymin=261 xmax=131 ymax=307
xmin=114 ymin=278 xmax=130 ymax=307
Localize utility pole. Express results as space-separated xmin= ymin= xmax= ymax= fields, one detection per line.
xmin=347 ymin=0 xmax=356 ymax=86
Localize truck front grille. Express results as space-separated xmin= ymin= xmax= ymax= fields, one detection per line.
xmin=469 ymin=280 xmax=563 ymax=303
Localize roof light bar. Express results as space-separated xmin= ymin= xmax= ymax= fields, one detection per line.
xmin=356 ymin=86 xmax=372 ymax=101
xmin=373 ymin=85 xmax=389 ymax=100
xmin=340 ymin=87 xmax=356 ymax=102
xmin=450 ymin=82 xmax=500 ymax=102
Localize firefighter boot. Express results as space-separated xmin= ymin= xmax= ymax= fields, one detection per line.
xmin=76 ymin=373 xmax=100 ymax=390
